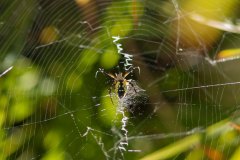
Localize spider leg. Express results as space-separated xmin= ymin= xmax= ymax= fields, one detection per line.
xmin=124 ymin=66 xmax=140 ymax=78
xmin=0 ymin=66 xmax=13 ymax=78
xmin=95 ymin=68 xmax=117 ymax=104
xmin=95 ymin=68 xmax=116 ymax=79
xmin=128 ymin=80 xmax=137 ymax=93
xmin=108 ymin=82 xmax=116 ymax=105
xmin=95 ymin=68 xmax=105 ymax=78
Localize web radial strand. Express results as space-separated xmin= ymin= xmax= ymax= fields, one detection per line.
xmin=1 ymin=0 xmax=240 ymax=160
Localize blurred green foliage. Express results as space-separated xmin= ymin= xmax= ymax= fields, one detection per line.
xmin=1 ymin=0 xmax=240 ymax=160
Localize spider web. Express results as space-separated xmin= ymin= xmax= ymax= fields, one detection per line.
xmin=1 ymin=0 xmax=240 ymax=159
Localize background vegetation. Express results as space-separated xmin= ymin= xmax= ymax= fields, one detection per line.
xmin=1 ymin=0 xmax=240 ymax=159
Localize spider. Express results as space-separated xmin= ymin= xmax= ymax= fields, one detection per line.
xmin=95 ymin=66 xmax=140 ymax=104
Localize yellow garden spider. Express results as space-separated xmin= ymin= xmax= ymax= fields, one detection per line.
xmin=95 ymin=66 xmax=140 ymax=104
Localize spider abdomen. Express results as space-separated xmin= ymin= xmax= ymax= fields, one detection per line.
xmin=116 ymin=80 xmax=127 ymax=99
